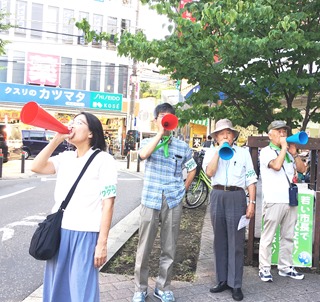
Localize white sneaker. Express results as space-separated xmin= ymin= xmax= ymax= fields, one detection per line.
xmin=132 ymin=291 xmax=147 ymax=302
xmin=259 ymin=268 xmax=273 ymax=282
xmin=278 ymin=266 xmax=304 ymax=280
xmin=154 ymin=288 xmax=175 ymax=302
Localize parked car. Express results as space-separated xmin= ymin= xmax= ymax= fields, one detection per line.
xmin=22 ymin=129 xmax=74 ymax=159
xmin=0 ymin=124 xmax=9 ymax=163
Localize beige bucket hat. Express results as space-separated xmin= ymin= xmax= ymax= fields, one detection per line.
xmin=211 ymin=118 xmax=239 ymax=140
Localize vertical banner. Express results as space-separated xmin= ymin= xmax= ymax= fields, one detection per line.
xmin=270 ymin=189 xmax=314 ymax=267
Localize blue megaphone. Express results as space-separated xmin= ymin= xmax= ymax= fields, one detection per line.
xmin=286 ymin=131 xmax=308 ymax=145
xmin=219 ymin=142 xmax=234 ymax=160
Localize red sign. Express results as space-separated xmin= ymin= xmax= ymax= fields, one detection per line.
xmin=26 ymin=52 xmax=60 ymax=86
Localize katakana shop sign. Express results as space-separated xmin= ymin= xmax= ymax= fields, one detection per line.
xmin=270 ymin=188 xmax=314 ymax=267
xmin=0 ymin=82 xmax=122 ymax=111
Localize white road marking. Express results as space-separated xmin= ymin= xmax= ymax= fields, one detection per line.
xmin=118 ymin=178 xmax=142 ymax=181
xmin=1 ymin=215 xmax=47 ymax=242
xmin=0 ymin=228 xmax=14 ymax=241
xmin=41 ymin=177 xmax=57 ymax=181
xmin=0 ymin=187 xmax=35 ymax=200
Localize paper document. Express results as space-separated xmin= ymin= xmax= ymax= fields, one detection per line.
xmin=238 ymin=215 xmax=250 ymax=230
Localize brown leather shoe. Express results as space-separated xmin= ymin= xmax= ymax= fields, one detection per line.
xmin=232 ymin=288 xmax=243 ymax=301
xmin=210 ymin=281 xmax=231 ymax=293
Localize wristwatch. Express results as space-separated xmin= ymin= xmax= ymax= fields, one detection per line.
xmin=249 ymin=200 xmax=256 ymax=204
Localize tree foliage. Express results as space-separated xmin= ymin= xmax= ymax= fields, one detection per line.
xmin=76 ymin=0 xmax=320 ymax=132
xmin=0 ymin=11 xmax=12 ymax=56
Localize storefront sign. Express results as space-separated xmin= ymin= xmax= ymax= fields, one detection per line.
xmin=0 ymin=82 xmax=122 ymax=111
xmin=26 ymin=53 xmax=60 ymax=87
xmin=270 ymin=190 xmax=314 ymax=267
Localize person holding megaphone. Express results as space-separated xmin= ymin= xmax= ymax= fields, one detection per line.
xmin=131 ymin=103 xmax=197 ymax=302
xmin=258 ymin=120 xmax=306 ymax=283
xmin=30 ymin=111 xmax=117 ymax=302
xmin=202 ymin=118 xmax=257 ymax=301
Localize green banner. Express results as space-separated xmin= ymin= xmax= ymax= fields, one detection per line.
xmin=269 ymin=192 xmax=314 ymax=267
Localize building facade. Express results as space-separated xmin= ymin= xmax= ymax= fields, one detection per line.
xmin=0 ymin=0 xmax=139 ymax=156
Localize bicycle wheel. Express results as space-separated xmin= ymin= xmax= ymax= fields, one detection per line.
xmin=183 ymin=177 xmax=209 ymax=209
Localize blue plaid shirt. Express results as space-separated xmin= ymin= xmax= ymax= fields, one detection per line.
xmin=140 ymin=137 xmax=195 ymax=210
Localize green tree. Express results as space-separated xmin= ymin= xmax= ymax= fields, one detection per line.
xmin=75 ymin=1 xmax=320 ymax=132
xmin=0 ymin=11 xmax=13 ymax=56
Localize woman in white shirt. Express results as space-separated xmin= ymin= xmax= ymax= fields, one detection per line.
xmin=32 ymin=112 xmax=117 ymax=302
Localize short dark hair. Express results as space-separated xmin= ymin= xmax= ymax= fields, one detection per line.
xmin=207 ymin=135 xmax=212 ymax=140
xmin=76 ymin=112 xmax=106 ymax=151
xmin=153 ymin=103 xmax=175 ymax=119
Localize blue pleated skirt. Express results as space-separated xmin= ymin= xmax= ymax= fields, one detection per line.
xmin=43 ymin=229 xmax=100 ymax=302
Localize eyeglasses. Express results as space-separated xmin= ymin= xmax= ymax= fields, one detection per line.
xmin=156 ymin=113 xmax=169 ymax=120
xmin=69 ymin=119 xmax=88 ymax=126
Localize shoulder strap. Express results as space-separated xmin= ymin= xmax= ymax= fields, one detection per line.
xmin=59 ymin=149 xmax=101 ymax=210
xmin=273 ymin=149 xmax=292 ymax=187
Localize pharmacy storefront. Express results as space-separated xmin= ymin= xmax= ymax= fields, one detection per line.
xmin=0 ymin=82 xmax=127 ymax=155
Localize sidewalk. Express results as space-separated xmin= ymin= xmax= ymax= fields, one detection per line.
xmin=2 ymin=158 xmax=320 ymax=302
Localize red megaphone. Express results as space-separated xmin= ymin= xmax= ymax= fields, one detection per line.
xmin=161 ymin=114 xmax=179 ymax=131
xmin=20 ymin=102 xmax=69 ymax=134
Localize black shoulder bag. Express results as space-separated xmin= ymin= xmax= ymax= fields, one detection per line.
xmin=29 ymin=149 xmax=101 ymax=260
xmin=274 ymin=150 xmax=298 ymax=207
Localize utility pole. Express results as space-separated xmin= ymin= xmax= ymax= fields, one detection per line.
xmin=128 ymin=0 xmax=139 ymax=130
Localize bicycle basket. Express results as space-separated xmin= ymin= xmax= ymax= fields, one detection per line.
xmin=193 ymin=150 xmax=205 ymax=176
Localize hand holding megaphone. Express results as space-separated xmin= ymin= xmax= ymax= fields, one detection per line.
xmin=219 ymin=142 xmax=234 ymax=160
xmin=20 ymin=102 xmax=69 ymax=134
xmin=286 ymin=131 xmax=308 ymax=145
xmin=161 ymin=114 xmax=178 ymax=131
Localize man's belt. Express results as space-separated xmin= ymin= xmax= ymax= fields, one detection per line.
xmin=213 ymin=185 xmax=243 ymax=191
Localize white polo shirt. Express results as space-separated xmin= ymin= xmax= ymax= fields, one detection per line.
xmin=202 ymin=144 xmax=257 ymax=189
xmin=260 ymin=145 xmax=295 ymax=204
xmin=50 ymin=148 xmax=117 ymax=232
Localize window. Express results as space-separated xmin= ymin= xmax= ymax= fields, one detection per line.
xmin=62 ymin=9 xmax=74 ymax=43
xmin=15 ymin=1 xmax=27 ymax=36
xmin=77 ymin=11 xmax=89 ymax=44
xmin=118 ymin=65 xmax=128 ymax=97
xmin=90 ymin=61 xmax=101 ymax=91
xmin=104 ymin=63 xmax=115 ymax=92
xmin=12 ymin=51 xmax=25 ymax=84
xmin=46 ymin=6 xmax=59 ymax=41
xmin=75 ymin=59 xmax=87 ymax=90
xmin=121 ymin=19 xmax=130 ymax=35
xmin=0 ymin=0 xmax=11 ymax=31
xmin=0 ymin=56 xmax=8 ymax=82
xmin=92 ymin=14 xmax=103 ymax=47
xmin=31 ymin=3 xmax=43 ymax=39
xmin=60 ymin=57 xmax=72 ymax=88
xmin=107 ymin=17 xmax=117 ymax=50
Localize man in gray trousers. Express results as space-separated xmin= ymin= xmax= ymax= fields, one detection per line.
xmin=202 ymin=119 xmax=257 ymax=301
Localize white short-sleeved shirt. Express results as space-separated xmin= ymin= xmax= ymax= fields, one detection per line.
xmin=50 ymin=148 xmax=117 ymax=232
xmin=202 ymin=145 xmax=257 ymax=188
xmin=260 ymin=145 xmax=295 ymax=204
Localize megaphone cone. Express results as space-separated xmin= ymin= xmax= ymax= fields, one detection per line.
xmin=219 ymin=142 xmax=234 ymax=160
xmin=286 ymin=131 xmax=308 ymax=145
xmin=161 ymin=114 xmax=178 ymax=131
xmin=20 ymin=102 xmax=69 ymax=134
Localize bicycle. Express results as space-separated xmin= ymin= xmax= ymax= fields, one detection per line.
xmin=183 ymin=149 xmax=212 ymax=209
